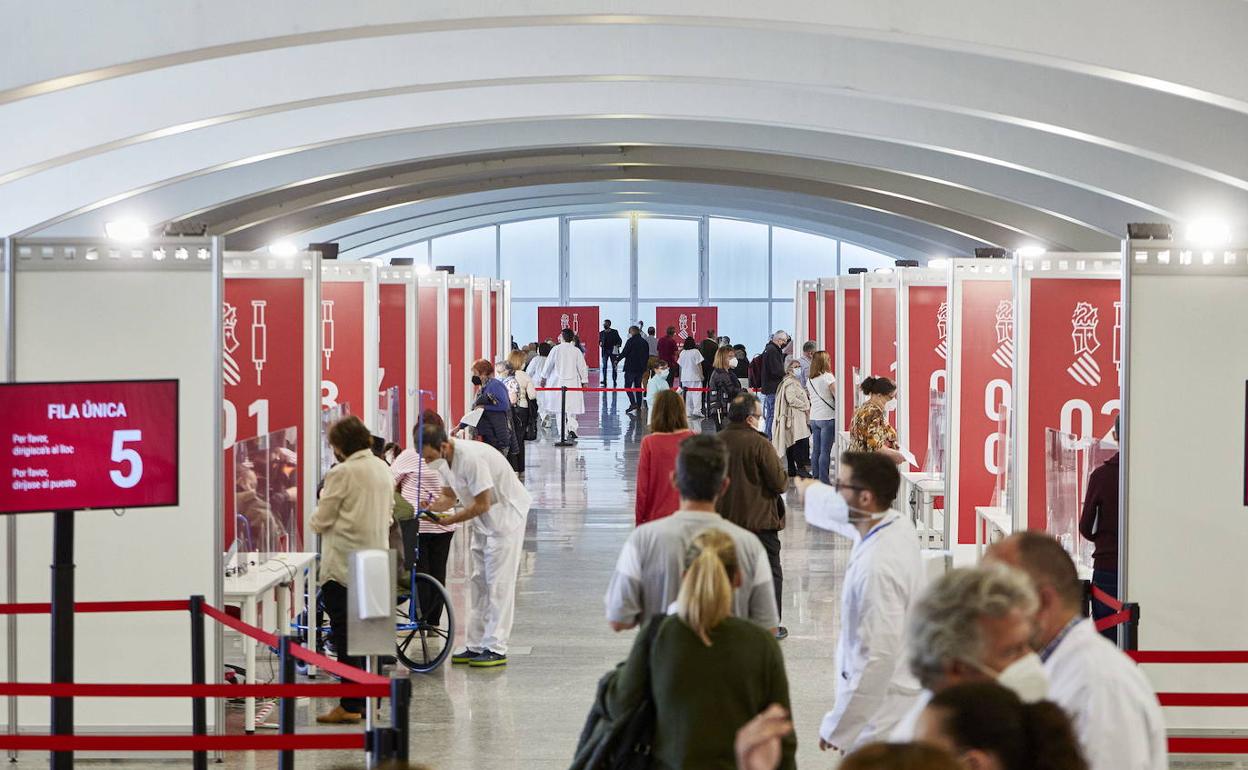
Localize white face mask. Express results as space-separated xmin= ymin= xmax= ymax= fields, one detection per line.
xmin=657 ymin=369 xmax=669 ymax=380
xmin=820 ymin=488 xmax=886 ymax=528
xmin=750 ymin=413 xmax=767 ymax=433
xmin=981 ymin=652 xmax=1049 ymax=703
xmin=728 ymin=357 xmax=738 ymax=368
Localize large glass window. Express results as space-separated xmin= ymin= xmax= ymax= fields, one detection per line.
xmin=501 ymin=218 xmax=559 ymax=297
xmin=709 ymin=218 xmax=768 ymax=298
xmin=715 ymin=302 xmax=771 ymax=354
xmin=840 ymin=242 xmax=896 ymax=273
xmin=510 ymin=300 xmax=542 ymax=347
xmin=431 ymin=226 xmax=496 ymax=277
xmin=772 ymin=226 xmax=835 ymax=298
xmin=569 ymin=218 xmax=630 ymax=298
xmin=637 ymin=217 xmax=699 ymax=298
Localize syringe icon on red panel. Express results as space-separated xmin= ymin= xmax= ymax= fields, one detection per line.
xmin=322 ymin=300 xmax=336 ymax=370
xmin=250 ymin=300 xmax=268 ymax=386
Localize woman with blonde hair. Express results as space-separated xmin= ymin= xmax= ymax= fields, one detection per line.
xmin=634 ymin=389 xmax=693 ymax=525
xmin=806 ymin=350 xmax=837 ymax=483
xmin=706 ymin=345 xmax=743 ymax=431
xmin=608 ymin=528 xmax=796 ymax=769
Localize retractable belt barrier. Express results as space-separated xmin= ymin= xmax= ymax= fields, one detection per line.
xmin=0 ymin=595 xmax=409 ymax=767
xmin=534 ymin=384 xmax=763 ymax=445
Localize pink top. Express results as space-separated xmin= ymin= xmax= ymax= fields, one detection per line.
xmin=391 ymin=448 xmax=455 ymax=534
xmin=635 ymin=430 xmax=693 ymax=526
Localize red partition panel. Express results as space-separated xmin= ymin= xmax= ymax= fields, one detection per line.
xmin=656 ymin=306 xmax=718 ymax=350
xmin=418 ymin=285 xmax=440 ymax=416
xmin=378 ymin=283 xmax=408 ymax=448
xmin=491 ymin=290 xmax=500 ymax=355
xmin=224 ymin=278 xmax=306 ymax=544
xmin=907 ymin=285 xmax=948 ymax=470
xmin=870 ymin=286 xmax=898 ymax=427
xmin=475 ymin=288 xmax=488 ymax=361
xmin=448 ymin=288 xmax=467 ymax=421
xmin=537 ymin=306 xmax=600 ymax=361
xmin=806 ymin=289 xmax=818 ymax=343
xmin=1025 ymin=279 xmax=1120 ymax=530
xmin=841 ymin=289 xmax=860 ymax=427
xmin=956 ymin=280 xmax=1013 ymax=544
xmin=822 ymin=289 xmax=836 ymax=361
xmin=321 ymin=281 xmax=365 ymax=418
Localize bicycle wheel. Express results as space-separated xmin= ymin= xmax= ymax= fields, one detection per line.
xmin=396 ymin=572 xmax=454 ymax=673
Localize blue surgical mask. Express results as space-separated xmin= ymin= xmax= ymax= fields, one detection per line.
xmin=658 ymin=369 xmax=669 ymax=380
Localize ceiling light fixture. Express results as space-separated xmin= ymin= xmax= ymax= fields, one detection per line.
xmin=928 ymin=258 xmax=949 ymax=269
xmin=104 ymin=219 xmax=149 ymax=242
xmin=1185 ymin=218 xmax=1231 ymax=246
xmin=1016 ymin=244 xmax=1047 ymax=258
xmin=268 ymin=241 xmax=298 ymax=257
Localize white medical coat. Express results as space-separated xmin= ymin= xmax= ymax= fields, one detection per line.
xmin=1045 ymin=618 xmax=1167 ymax=770
xmin=540 ymin=342 xmax=589 ymax=416
xmin=805 ymin=485 xmax=924 ymax=750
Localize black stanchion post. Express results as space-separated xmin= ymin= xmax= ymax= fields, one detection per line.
xmin=50 ymin=509 xmax=75 ymax=770
xmin=1123 ymin=603 xmax=1140 ymax=651
xmin=277 ymin=636 xmax=297 ymax=770
xmin=555 ymin=386 xmax=575 ymax=447
xmin=390 ymin=678 xmax=411 ymax=762
xmin=1080 ymin=580 xmax=1092 ymax=618
xmin=189 ymin=594 xmax=207 ymax=770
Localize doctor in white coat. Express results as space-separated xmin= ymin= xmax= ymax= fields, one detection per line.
xmin=796 ymin=451 xmax=923 ymax=754
xmin=540 ymin=328 xmax=590 ymax=439
xmin=987 ymin=532 xmax=1167 ymax=770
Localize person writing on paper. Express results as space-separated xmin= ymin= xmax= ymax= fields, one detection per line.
xmin=794 ymin=452 xmax=922 ymax=753
xmin=540 ymin=328 xmax=590 ymax=440
xmin=421 ymin=421 xmax=532 ymax=668
xmin=850 ymin=376 xmax=906 ymax=465
xmin=465 ymin=358 xmax=514 ymax=457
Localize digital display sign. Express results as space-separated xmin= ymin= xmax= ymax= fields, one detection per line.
xmin=1 ymin=380 xmax=179 ymax=514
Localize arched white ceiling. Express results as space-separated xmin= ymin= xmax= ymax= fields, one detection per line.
xmin=4 ymin=2 xmax=1244 ymax=255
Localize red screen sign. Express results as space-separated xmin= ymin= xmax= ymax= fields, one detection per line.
xmin=1 ymin=380 xmax=179 ymax=514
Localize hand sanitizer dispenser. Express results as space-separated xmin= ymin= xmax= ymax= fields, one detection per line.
xmin=353 ymin=549 xmax=391 ymax=620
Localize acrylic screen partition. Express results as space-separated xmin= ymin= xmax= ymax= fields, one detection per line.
xmin=320 ymin=403 xmax=351 ymax=482
xmin=377 ymin=385 xmax=402 ymax=446
xmin=924 ymin=389 xmax=948 ymax=477
xmin=232 ymin=427 xmax=300 ymax=558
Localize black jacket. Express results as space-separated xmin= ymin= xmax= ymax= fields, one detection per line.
xmin=760 ymin=342 xmax=787 ymax=395
xmin=620 ymin=333 xmax=650 ymax=373
xmin=600 ymin=328 xmax=623 ymax=356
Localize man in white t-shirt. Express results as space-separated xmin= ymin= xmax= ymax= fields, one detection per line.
xmin=422 ymin=423 xmax=532 ymax=668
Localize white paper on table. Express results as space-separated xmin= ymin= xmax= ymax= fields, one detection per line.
xmin=898 ymin=448 xmax=918 ymax=468
xmin=459 ymin=407 xmax=484 ymax=428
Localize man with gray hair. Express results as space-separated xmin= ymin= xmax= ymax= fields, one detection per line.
xmin=759 ymin=330 xmax=790 ymax=439
xmin=789 ymin=340 xmax=817 ymax=386
xmin=889 ymin=564 xmax=1044 ymax=740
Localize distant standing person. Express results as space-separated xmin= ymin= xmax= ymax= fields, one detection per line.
xmin=732 ymin=344 xmax=750 ymax=382
xmin=678 ymin=336 xmax=706 ymax=418
xmin=806 ymin=350 xmax=837 ymax=483
xmin=645 ymin=326 xmax=660 ymax=357
xmin=467 ymin=359 xmax=514 ymax=458
xmin=644 ymin=356 xmax=672 ymax=403
xmin=620 ymin=325 xmax=651 ymax=414
xmin=1079 ymin=417 xmax=1120 ymax=642
xmin=657 ymin=325 xmax=680 ymax=377
xmin=634 ymin=390 xmax=693 ymax=525
xmin=699 ymin=328 xmax=720 ymax=385
xmin=540 ymin=329 xmax=590 ymax=441
xmin=706 ymin=345 xmax=743 ymax=431
xmin=772 ymin=358 xmax=811 ymax=478
xmin=599 ymin=319 xmax=623 ymax=387
xmin=759 ymin=331 xmax=790 ymax=439
xmin=850 ymin=376 xmax=905 ymax=464
xmin=791 ymin=341 xmax=816 ymax=386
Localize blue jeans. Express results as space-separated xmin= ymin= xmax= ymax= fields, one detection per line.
xmin=810 ymin=419 xmax=836 ymax=484
xmin=763 ymin=393 xmax=777 ymax=439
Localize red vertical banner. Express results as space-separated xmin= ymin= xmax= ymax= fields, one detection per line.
xmin=537 ymin=306 xmax=601 ymax=361
xmin=1025 ymin=278 xmax=1121 ymax=530
xmin=321 ymin=281 xmax=365 ymax=418
xmin=448 ymin=287 xmax=467 ymax=422
xmin=907 ymin=285 xmax=948 ymax=470
xmin=806 ymin=289 xmax=818 ymax=343
xmin=418 ymin=285 xmax=440 ymax=418
xmin=957 ymin=280 xmax=1013 ymax=544
xmin=223 ymin=278 xmax=306 ymax=544
xmin=822 ymin=288 xmax=837 ymax=362
xmin=656 ymin=306 xmax=719 ymax=350
xmin=841 ymin=289 xmax=861 ymax=427
xmin=378 ymin=283 xmax=408 ymax=448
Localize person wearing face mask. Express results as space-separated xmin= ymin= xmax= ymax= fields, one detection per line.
xmin=985 ymin=533 xmax=1166 ymax=770
xmin=916 ymin=682 xmax=1089 ymax=770
xmin=706 ymin=345 xmax=743 ymax=431
xmin=806 ymin=350 xmax=837 ymax=484
xmin=772 ymin=358 xmax=812 ymax=478
xmin=678 ymin=336 xmax=707 ymax=418
xmin=644 ymin=356 xmax=672 ymax=403
xmin=539 ymin=328 xmax=590 ymax=440
xmin=794 ymin=453 xmax=922 ymax=753
xmin=890 ymin=565 xmax=1045 ymax=742
xmin=421 ymin=421 xmax=532 ymax=668
xmin=851 ymin=376 xmax=906 ymax=465
xmin=759 ymin=331 xmax=791 ymax=439
xmin=465 ymin=358 xmax=515 ymax=458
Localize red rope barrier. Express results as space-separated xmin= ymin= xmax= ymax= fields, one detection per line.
xmin=1169 ymin=737 xmax=1248 ymax=754
xmin=0 ymin=733 xmax=364 ymax=751
xmin=1090 ymin=585 xmax=1123 ymax=612
xmin=1129 ymin=650 xmax=1248 ymax=664
xmin=201 ymin=603 xmax=279 ymax=648
xmin=0 ymin=600 xmax=189 ymax=615
xmin=0 ymin=682 xmax=389 ymax=698
xmin=1095 ymin=609 xmax=1132 ymax=633
xmin=1158 ymin=692 xmax=1248 ymax=708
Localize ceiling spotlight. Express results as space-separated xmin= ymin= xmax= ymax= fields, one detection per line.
xmin=104 ymin=219 xmax=149 ymax=242
xmin=268 ymin=241 xmax=298 ymax=257
xmin=1185 ymin=218 xmax=1231 ymax=246
xmin=873 ymin=267 xmax=895 ymax=274
xmin=414 ymin=263 xmax=432 ymax=276
xmin=928 ymin=258 xmax=949 ymax=269
xmin=1016 ymin=244 xmax=1047 ymax=258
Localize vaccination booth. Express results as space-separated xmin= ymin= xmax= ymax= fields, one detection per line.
xmin=446 ymin=274 xmax=475 ymax=424
xmin=858 ymin=271 xmax=899 ymax=428
xmin=834 ymin=273 xmax=863 ymax=431
xmin=417 ymin=270 xmax=450 ymax=419
xmin=379 ymin=264 xmax=421 ymax=449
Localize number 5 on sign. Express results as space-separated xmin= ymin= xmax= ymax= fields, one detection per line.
xmin=110 ymin=430 xmax=144 ymax=489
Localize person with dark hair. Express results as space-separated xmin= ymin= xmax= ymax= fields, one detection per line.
xmin=839 ymin=743 xmax=963 ymax=770
xmin=527 ymin=341 xmax=552 ymax=426
xmin=716 ymin=392 xmax=790 ymax=639
xmin=732 ymin=343 xmax=750 ymax=381
xmin=604 ymin=434 xmax=779 ymax=632
xmin=657 ymin=324 xmax=680 ymax=375
xmin=759 ymin=331 xmax=790 ymax=439
xmin=795 ymin=452 xmax=922 ymax=753
xmin=466 ymin=358 xmax=514 ymax=456
xmin=986 ymin=532 xmax=1166 ymax=770
xmin=391 ymin=421 xmax=456 ymax=627
xmin=311 ymin=415 xmax=394 ymax=723
xmin=539 ymin=328 xmax=590 ymax=439
xmin=420 ymin=421 xmax=532 ymax=668
xmin=645 ymin=325 xmax=660 ymax=357
xmin=620 ymin=324 xmax=650 ymax=413
xmin=699 ymin=327 xmax=720 ymax=386
xmin=635 ymin=390 xmax=693 ymax=525
xmin=1078 ymin=418 xmax=1119 ymax=641
xmin=604 ymin=529 xmax=796 ymax=770
xmin=677 ymin=336 xmax=706 ymax=418
xmin=850 ymin=376 xmax=906 ymax=465
xmin=599 ymin=319 xmax=623 ymax=386
xmin=643 ymin=355 xmax=671 ymax=403
xmin=917 ymin=681 xmax=1089 ymax=770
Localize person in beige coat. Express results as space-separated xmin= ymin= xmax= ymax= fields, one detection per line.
xmin=772 ymin=359 xmax=812 ymax=478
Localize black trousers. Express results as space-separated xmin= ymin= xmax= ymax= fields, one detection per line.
xmin=414 ymin=530 xmax=454 ymax=626
xmin=321 ymin=580 xmax=366 ymax=713
xmin=601 ymin=352 xmax=618 ymax=385
xmin=624 ymin=371 xmax=644 ymax=408
xmin=509 ymin=406 xmax=529 ymax=472
xmin=754 ymin=529 xmax=783 ymax=621
xmin=785 ymin=438 xmax=811 ymax=477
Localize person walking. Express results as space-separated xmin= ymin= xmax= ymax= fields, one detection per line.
xmin=759 ymin=331 xmax=790 ymax=439
xmin=311 ymin=416 xmax=394 ymax=723
xmin=795 ymin=452 xmax=924 ymax=753
xmin=466 ymin=358 xmax=514 ymax=457
xmin=850 ymin=376 xmax=906 ymax=464
xmin=645 ymin=325 xmax=660 ymax=357
xmin=707 ymin=345 xmax=743 ymax=431
xmin=421 ymin=422 xmax=532 ymax=668
xmin=620 ymin=324 xmax=650 ymax=414
xmin=772 ymin=358 xmax=812 ymax=478
xmin=634 ymin=390 xmax=693 ymax=526
xmin=605 ymin=528 xmax=796 ymax=770
xmin=677 ymin=336 xmax=706 ymax=418
xmin=599 ymin=319 xmax=623 ymax=386
xmin=699 ymin=327 xmax=720 ymax=386
xmin=716 ymin=393 xmax=790 ymax=639
xmin=806 ymin=350 xmax=837 ymax=483
xmin=540 ymin=328 xmax=590 ymax=440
